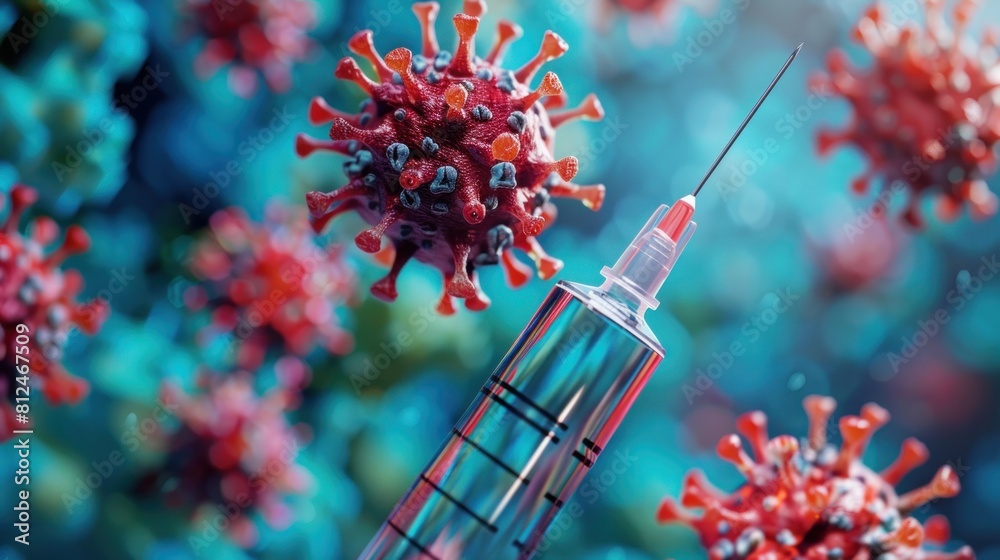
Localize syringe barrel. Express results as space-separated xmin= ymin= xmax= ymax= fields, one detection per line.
xmin=359 ymin=281 xmax=663 ymax=559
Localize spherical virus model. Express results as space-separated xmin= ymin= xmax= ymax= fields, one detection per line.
xmin=185 ymin=0 xmax=316 ymax=97
xmin=0 ymin=185 xmax=108 ymax=438
xmin=154 ymin=365 xmax=312 ymax=548
xmin=183 ymin=204 xmax=354 ymax=369
xmin=813 ymin=0 xmax=1000 ymax=227
xmin=658 ymin=396 xmax=973 ymax=559
xmin=297 ymin=0 xmax=607 ymax=314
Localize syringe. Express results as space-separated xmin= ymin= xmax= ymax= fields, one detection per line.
xmin=359 ymin=45 xmax=802 ymax=560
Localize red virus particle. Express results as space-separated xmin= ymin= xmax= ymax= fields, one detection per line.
xmin=658 ymin=396 xmax=973 ymax=560
xmin=813 ymin=0 xmax=1000 ymax=227
xmin=187 ymin=0 xmax=317 ymax=97
xmin=594 ymin=0 xmax=716 ymax=44
xmin=183 ymin=204 xmax=355 ymax=369
xmin=604 ymin=0 xmax=676 ymax=16
xmin=155 ymin=363 xmax=312 ymax=547
xmin=813 ymin=214 xmax=904 ymax=289
xmin=296 ymin=0 xmax=607 ymax=314
xmin=0 ymin=185 xmax=107 ymax=438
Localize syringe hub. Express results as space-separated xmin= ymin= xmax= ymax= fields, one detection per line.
xmin=600 ymin=198 xmax=696 ymax=314
xmin=657 ymin=195 xmax=696 ymax=242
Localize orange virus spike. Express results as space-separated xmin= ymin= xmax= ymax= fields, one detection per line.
xmin=658 ymin=396 xmax=973 ymax=559
xmin=0 ymin=185 xmax=108 ymax=439
xmin=296 ymin=0 xmax=605 ymax=313
xmin=814 ymin=0 xmax=1000 ymax=227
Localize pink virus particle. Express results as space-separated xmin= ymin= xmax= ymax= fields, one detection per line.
xmin=601 ymin=0 xmax=678 ymax=20
xmin=155 ymin=364 xmax=312 ymax=548
xmin=183 ymin=204 xmax=355 ymax=369
xmin=658 ymin=396 xmax=974 ymax=560
xmin=815 ymin=215 xmax=903 ymax=289
xmin=813 ymin=0 xmax=1000 ymax=227
xmin=296 ymin=0 xmax=607 ymax=314
xmin=594 ymin=0 xmax=717 ymax=45
xmin=186 ymin=0 xmax=317 ymax=97
xmin=0 ymin=185 xmax=107 ymax=438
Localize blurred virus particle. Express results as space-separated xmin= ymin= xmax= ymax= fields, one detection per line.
xmin=658 ymin=396 xmax=973 ymax=560
xmin=184 ymin=0 xmax=317 ymax=97
xmin=182 ymin=204 xmax=355 ymax=369
xmin=0 ymin=0 xmax=147 ymax=213
xmin=595 ymin=0 xmax=712 ymax=45
xmin=297 ymin=0 xmax=607 ymax=314
xmin=599 ymin=0 xmax=678 ymax=23
xmin=153 ymin=365 xmax=312 ymax=548
xmin=0 ymin=185 xmax=108 ymax=437
xmin=819 ymin=214 xmax=903 ymax=289
xmin=813 ymin=0 xmax=1000 ymax=227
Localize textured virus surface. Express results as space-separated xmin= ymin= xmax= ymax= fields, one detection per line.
xmin=813 ymin=0 xmax=1000 ymax=227
xmin=185 ymin=0 xmax=316 ymax=97
xmin=183 ymin=204 xmax=354 ymax=369
xmin=297 ymin=0 xmax=607 ymax=314
xmin=0 ymin=186 xmax=108 ymax=437
xmin=658 ymin=396 xmax=973 ymax=560
xmin=0 ymin=0 xmax=147 ymax=212
xmin=154 ymin=365 xmax=311 ymax=547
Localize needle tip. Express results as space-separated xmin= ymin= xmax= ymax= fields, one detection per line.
xmin=689 ymin=47 xmax=800 ymax=198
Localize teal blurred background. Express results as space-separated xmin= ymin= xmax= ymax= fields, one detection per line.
xmin=1 ymin=0 xmax=999 ymax=558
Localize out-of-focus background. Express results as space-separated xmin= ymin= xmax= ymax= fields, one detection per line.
xmin=1 ymin=0 xmax=999 ymax=558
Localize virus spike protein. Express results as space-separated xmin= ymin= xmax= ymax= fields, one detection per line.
xmin=296 ymin=0 xmax=606 ymax=313
xmin=658 ymin=396 xmax=974 ymax=559
xmin=0 ymin=186 xmax=109 ymax=439
xmin=814 ymin=0 xmax=1000 ymax=227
